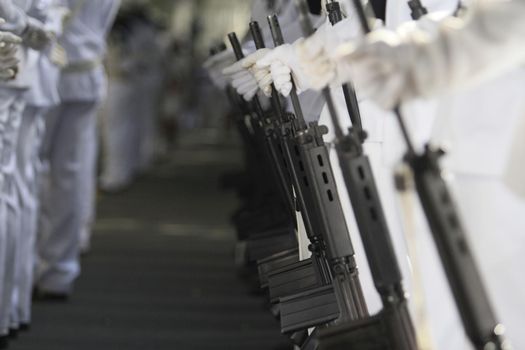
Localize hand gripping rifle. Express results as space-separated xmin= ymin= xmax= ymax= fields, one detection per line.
xmin=347 ymin=1 xmax=508 ymax=348
xmin=292 ymin=1 xmax=419 ymax=349
xmin=227 ymin=32 xmax=296 ymax=218
xmin=249 ymin=21 xmax=333 ymax=298
xmin=266 ymin=14 xmax=369 ymax=332
xmin=226 ymin=34 xmax=298 ymax=269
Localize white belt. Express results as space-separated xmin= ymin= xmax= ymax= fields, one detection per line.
xmin=63 ymin=58 xmax=102 ymax=73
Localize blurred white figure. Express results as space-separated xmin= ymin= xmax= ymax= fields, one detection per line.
xmin=36 ymin=0 xmax=120 ymax=296
xmin=99 ymin=6 xmax=153 ymax=192
xmin=132 ymin=18 xmax=165 ymax=173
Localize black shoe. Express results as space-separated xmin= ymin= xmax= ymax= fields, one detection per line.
xmin=7 ymin=329 xmax=17 ymax=340
xmin=0 ymin=335 xmax=8 ymax=349
xmin=32 ymin=288 xmax=70 ymax=302
xmin=19 ymin=323 xmax=30 ymax=332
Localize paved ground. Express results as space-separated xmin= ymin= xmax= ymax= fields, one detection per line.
xmin=10 ymin=130 xmax=290 ymax=350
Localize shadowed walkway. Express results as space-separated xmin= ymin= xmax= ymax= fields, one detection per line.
xmin=11 ymin=130 xmax=289 ymax=350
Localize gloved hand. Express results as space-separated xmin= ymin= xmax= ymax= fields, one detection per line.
xmin=222 ymin=49 xmax=270 ymax=101
xmin=0 ymin=31 xmax=22 ymax=81
xmin=48 ymin=42 xmax=68 ymax=67
xmin=23 ymin=17 xmax=53 ymax=51
xmin=255 ymin=41 xmax=311 ymax=97
xmin=331 ymin=29 xmax=416 ymax=109
xmin=203 ymin=49 xmax=236 ymax=89
xmin=256 ymin=18 xmax=362 ymax=97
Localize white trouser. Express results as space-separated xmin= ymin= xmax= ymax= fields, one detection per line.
xmin=0 ymin=198 xmax=20 ymax=335
xmin=37 ymin=101 xmax=99 ymax=293
xmin=0 ymin=89 xmax=25 ymax=334
xmin=79 ymin=107 xmax=97 ymax=252
xmin=0 ymin=199 xmax=6 ymax=336
xmin=99 ymin=78 xmax=139 ymax=190
xmin=13 ymin=105 xmax=49 ymax=324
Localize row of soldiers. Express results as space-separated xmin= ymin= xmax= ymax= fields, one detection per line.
xmin=205 ymin=0 xmax=525 ymax=349
xmin=0 ymin=0 xmax=120 ymax=348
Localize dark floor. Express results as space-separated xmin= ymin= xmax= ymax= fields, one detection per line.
xmin=10 ymin=130 xmax=289 ymax=350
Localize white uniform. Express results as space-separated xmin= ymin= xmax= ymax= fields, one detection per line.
xmin=12 ymin=0 xmax=67 ymax=326
xmin=0 ymin=0 xmax=40 ymax=335
xmin=36 ymin=0 xmax=120 ymax=294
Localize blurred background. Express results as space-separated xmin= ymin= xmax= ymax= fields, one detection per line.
xmin=9 ymin=1 xmax=294 ymax=350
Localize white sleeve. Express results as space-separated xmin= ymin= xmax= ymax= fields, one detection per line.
xmin=0 ymin=0 xmax=28 ymax=34
xmin=409 ymin=0 xmax=525 ymax=98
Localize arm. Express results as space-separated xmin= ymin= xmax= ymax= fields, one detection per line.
xmin=0 ymin=0 xmax=29 ymax=34
xmin=331 ymin=0 xmax=525 ymax=108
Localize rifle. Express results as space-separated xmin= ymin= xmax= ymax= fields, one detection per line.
xmin=223 ymin=34 xmax=298 ymax=279
xmin=292 ymin=1 xmax=419 ymax=349
xmin=347 ymin=1 xmax=508 ymax=348
xmin=249 ymin=21 xmax=332 ymax=296
xmin=265 ymin=14 xmax=369 ymax=334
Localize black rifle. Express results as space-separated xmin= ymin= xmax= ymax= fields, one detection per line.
xmin=225 ymin=34 xmax=298 ymax=270
xmin=249 ymin=21 xmax=333 ymax=293
xmin=348 ymin=0 xmax=507 ymax=348
xmin=227 ymin=32 xmax=296 ymax=218
xmin=226 ymin=32 xmax=306 ymax=295
xmin=266 ymin=14 xmax=369 ymax=330
xmin=293 ymin=1 xmax=419 ymax=349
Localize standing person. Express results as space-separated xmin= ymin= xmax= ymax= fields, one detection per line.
xmin=13 ymin=0 xmax=69 ymax=330
xmin=0 ymin=29 xmax=23 ymax=350
xmin=0 ymin=0 xmax=53 ymax=343
xmin=35 ymin=0 xmax=120 ymax=299
xmin=99 ymin=4 xmax=161 ymax=192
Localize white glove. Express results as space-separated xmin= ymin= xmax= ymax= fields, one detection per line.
xmin=255 ymin=41 xmax=310 ymax=97
xmin=0 ymin=31 xmax=21 ymax=81
xmin=23 ymin=17 xmax=53 ymax=51
xmin=330 ymin=14 xmax=447 ymax=109
xmin=331 ymin=29 xmax=416 ymax=109
xmin=256 ymin=18 xmax=362 ymax=97
xmin=222 ymin=49 xmax=270 ymax=101
xmin=203 ymin=49 xmax=236 ymax=89
xmin=48 ymin=42 xmax=68 ymax=68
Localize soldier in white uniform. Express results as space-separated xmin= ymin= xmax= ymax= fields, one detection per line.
xmin=13 ymin=0 xmax=68 ymax=330
xmin=35 ymin=0 xmax=120 ymax=298
xmin=0 ymin=0 xmax=53 ymax=342
xmin=132 ymin=15 xmax=164 ymax=173
xmin=0 ymin=28 xmax=23 ymax=350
